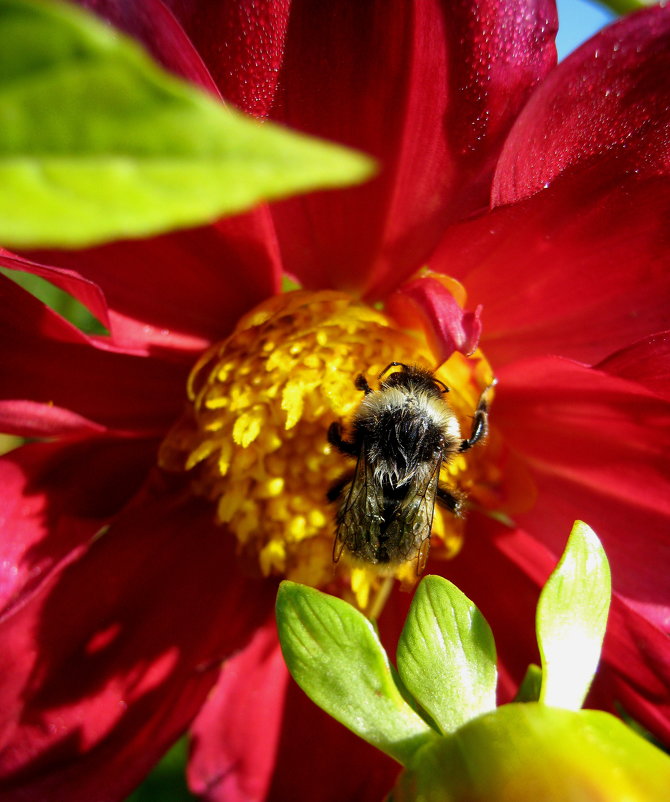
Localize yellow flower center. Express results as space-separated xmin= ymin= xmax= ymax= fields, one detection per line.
xmin=159 ymin=289 xmax=495 ymax=610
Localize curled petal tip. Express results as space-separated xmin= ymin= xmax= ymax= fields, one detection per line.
xmin=389 ymin=276 xmax=482 ymax=363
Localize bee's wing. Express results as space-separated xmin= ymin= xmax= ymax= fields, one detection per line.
xmin=333 ymin=444 xmax=384 ymax=563
xmin=384 ymin=455 xmax=442 ymax=573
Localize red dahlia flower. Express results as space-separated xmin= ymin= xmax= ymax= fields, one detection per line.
xmin=1 ymin=1 xmax=669 ymax=800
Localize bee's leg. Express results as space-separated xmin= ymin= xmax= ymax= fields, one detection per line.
xmin=327 ymin=470 xmax=354 ymax=502
xmin=354 ymin=374 xmax=373 ymax=394
xmin=436 ymin=483 xmax=465 ymax=516
xmin=327 ymin=421 xmax=358 ymax=456
xmin=459 ymin=385 xmax=493 ymax=452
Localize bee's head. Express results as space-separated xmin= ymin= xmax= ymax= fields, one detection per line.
xmin=381 ymin=363 xmax=448 ymax=398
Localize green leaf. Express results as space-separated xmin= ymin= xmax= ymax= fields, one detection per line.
xmin=396 ymin=575 xmax=497 ymax=734
xmin=513 ymin=663 xmax=542 ymax=703
xmin=392 ymin=704 xmax=670 ymax=802
xmin=0 ymin=0 xmax=374 ymax=248
xmin=596 ymin=0 xmax=646 ymax=14
xmin=276 ymin=582 xmax=437 ymax=766
xmin=537 ymin=521 xmax=611 ymax=710
xmin=125 ymin=737 xmax=194 ymax=802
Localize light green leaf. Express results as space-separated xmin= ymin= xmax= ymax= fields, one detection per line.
xmin=392 ymin=704 xmax=670 ymax=802
xmin=537 ymin=521 xmax=611 ymax=710
xmin=396 ymin=575 xmax=497 ymax=734
xmin=276 ymin=582 xmax=437 ymax=766
xmin=0 ymin=0 xmax=374 ymax=248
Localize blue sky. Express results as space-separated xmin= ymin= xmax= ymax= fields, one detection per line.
xmin=556 ymin=0 xmax=615 ymax=59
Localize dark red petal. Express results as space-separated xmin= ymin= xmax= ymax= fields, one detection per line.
xmin=26 ymin=214 xmax=281 ymax=353
xmin=267 ymin=677 xmax=399 ymax=802
xmin=1 ymin=272 xmax=90 ymax=345
xmin=0 ymin=494 xmax=275 ymax=801
xmin=432 ymin=170 xmax=670 ymax=366
xmin=591 ymin=594 xmax=670 ymax=745
xmin=0 ymin=276 xmax=188 ymax=434
xmin=494 ymin=5 xmax=670 ymax=206
xmin=162 ymin=0 xmax=292 ymax=117
xmin=188 ymin=617 xmax=289 ymax=802
xmin=190 ymin=613 xmax=401 ymax=802
xmin=0 ymin=249 xmax=110 ymax=332
xmin=596 ymin=331 xmax=670 ymax=401
xmin=165 ymin=1 xmax=556 ymax=296
xmin=0 ymin=437 xmax=156 ymax=622
xmin=78 ymin=0 xmax=221 ymax=95
xmin=282 ymin=0 xmax=557 ymax=297
xmin=493 ymin=355 xmax=670 ymax=632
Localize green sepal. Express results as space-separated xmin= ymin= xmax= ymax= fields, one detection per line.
xmin=537 ymin=521 xmax=611 ymax=710
xmin=0 ymin=0 xmax=374 ymax=248
xmin=396 ymin=575 xmax=497 ymax=734
xmin=276 ymin=582 xmax=438 ymax=766
xmin=392 ymin=704 xmax=670 ymax=802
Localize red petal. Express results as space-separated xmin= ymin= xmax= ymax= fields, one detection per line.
xmin=26 ymin=214 xmax=281 ymax=353
xmin=78 ymin=0 xmax=222 ymax=95
xmin=493 ymin=355 xmax=670 ymax=632
xmin=0 ymin=437 xmax=156 ymax=622
xmin=190 ymin=613 xmax=402 ymax=802
xmin=266 ymin=676 xmax=398 ymax=802
xmin=0 ymin=401 xmax=106 ymax=439
xmin=162 ymin=0 xmax=292 ymax=116
xmin=0 ymin=276 xmax=188 ymax=435
xmin=0 ymin=495 xmax=275 ymax=801
xmin=388 ymin=276 xmax=482 ymax=362
xmin=493 ymin=5 xmax=670 ymax=205
xmin=0 ymin=249 xmax=110 ymax=332
xmin=165 ymin=1 xmax=557 ymax=296
xmin=594 ymin=594 xmax=670 ymax=745
xmin=432 ymin=170 xmax=670 ymax=366
xmin=596 ymin=331 xmax=670 ymax=401
xmin=188 ymin=617 xmax=289 ymax=802
xmin=1 ymin=272 xmax=90 ymax=345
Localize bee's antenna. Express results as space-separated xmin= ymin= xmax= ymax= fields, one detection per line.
xmin=378 ymin=361 xmax=409 ymax=380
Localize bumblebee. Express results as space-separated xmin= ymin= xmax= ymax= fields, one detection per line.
xmin=327 ymin=362 xmax=491 ymax=574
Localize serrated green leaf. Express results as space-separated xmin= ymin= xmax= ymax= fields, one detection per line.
xmin=276 ymin=582 xmax=437 ymax=766
xmin=392 ymin=704 xmax=670 ymax=802
xmin=0 ymin=0 xmax=374 ymax=248
xmin=537 ymin=521 xmax=611 ymax=710
xmin=396 ymin=575 xmax=497 ymax=734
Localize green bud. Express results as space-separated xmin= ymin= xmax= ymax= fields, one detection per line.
xmin=392 ymin=704 xmax=670 ymax=802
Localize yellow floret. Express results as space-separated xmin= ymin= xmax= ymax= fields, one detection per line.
xmin=159 ymin=289 xmax=493 ymax=610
